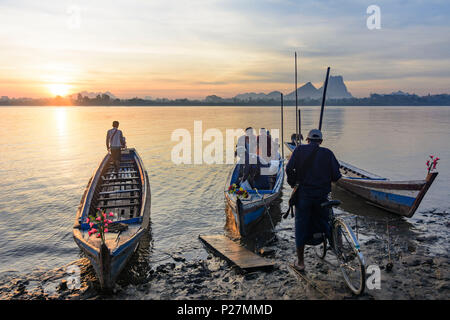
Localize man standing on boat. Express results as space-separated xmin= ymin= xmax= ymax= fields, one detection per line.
xmin=106 ymin=121 xmax=126 ymax=172
xmin=286 ymin=129 xmax=341 ymax=272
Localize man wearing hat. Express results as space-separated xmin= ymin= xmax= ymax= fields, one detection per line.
xmin=286 ymin=129 xmax=342 ymax=271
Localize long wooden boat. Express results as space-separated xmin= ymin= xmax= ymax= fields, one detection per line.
xmin=285 ymin=142 xmax=437 ymax=217
xmin=224 ymin=156 xmax=284 ymax=237
xmin=73 ymin=148 xmax=151 ymax=290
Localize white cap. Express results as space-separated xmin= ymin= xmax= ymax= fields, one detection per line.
xmin=307 ymin=129 xmax=323 ymax=140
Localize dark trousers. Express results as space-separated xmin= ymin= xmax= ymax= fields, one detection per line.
xmin=294 ymin=195 xmax=331 ymax=247
xmin=111 ymin=147 xmax=121 ymax=168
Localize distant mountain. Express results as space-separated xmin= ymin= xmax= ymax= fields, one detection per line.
xmin=70 ymin=91 xmax=118 ymax=100
xmin=319 ymin=75 xmax=352 ymax=99
xmin=286 ymin=75 xmax=352 ymax=100
xmin=233 ymin=91 xmax=282 ymax=101
xmin=285 ymin=82 xmax=322 ymax=100
xmin=390 ymin=90 xmax=411 ymax=96
xmin=233 ymin=75 xmax=352 ymax=101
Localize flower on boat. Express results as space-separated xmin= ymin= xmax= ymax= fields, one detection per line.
xmin=228 ymin=183 xmax=249 ymax=199
xmin=87 ymin=208 xmax=115 ymax=243
xmin=426 ymin=155 xmax=440 ymax=173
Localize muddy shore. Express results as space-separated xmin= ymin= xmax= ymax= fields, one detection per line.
xmin=1 ymin=205 xmax=448 ymax=300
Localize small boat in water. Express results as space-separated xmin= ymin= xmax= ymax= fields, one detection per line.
xmin=224 ymin=156 xmax=284 ymax=237
xmin=73 ymin=148 xmax=151 ymax=290
xmin=285 ymin=142 xmax=437 ymax=217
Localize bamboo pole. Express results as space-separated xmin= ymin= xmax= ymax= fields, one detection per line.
xmin=295 ymin=52 xmax=299 ymax=141
xmin=281 ymin=93 xmax=284 ymax=159
xmin=318 ymin=67 xmax=331 ymax=131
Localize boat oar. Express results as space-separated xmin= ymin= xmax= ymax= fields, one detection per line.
xmin=318 ymin=67 xmax=331 ymax=131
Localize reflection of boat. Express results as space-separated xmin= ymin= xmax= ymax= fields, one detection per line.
xmin=285 ymin=142 xmax=437 ymax=218
xmin=224 ymin=157 xmax=284 ymax=237
xmin=73 ymin=148 xmax=151 ymax=290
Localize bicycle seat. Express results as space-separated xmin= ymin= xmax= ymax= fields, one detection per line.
xmin=321 ymin=200 xmax=341 ymax=208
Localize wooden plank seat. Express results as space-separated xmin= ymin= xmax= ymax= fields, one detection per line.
xmin=99 ymin=189 xmax=140 ymax=195
xmin=101 ymin=176 xmax=140 ymax=182
xmin=106 ymin=170 xmax=138 ymax=175
xmin=100 ymin=183 xmax=140 ymax=188
xmin=98 ymin=202 xmax=140 ymax=209
xmin=99 ymin=195 xmax=140 ymax=201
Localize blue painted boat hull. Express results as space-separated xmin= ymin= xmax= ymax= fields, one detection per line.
xmin=285 ymin=142 xmax=437 ymax=217
xmin=73 ymin=148 xmax=151 ymax=290
xmin=224 ymin=157 xmax=284 ymax=237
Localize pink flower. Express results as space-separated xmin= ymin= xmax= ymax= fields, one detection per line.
xmin=430 ymin=155 xmax=434 ymax=158
xmin=86 ymin=218 xmax=90 ymax=223
xmin=89 ymin=222 xmax=94 ymax=228
xmin=96 ymin=233 xmax=101 ymax=238
xmin=105 ymin=223 xmax=108 ymax=227
xmin=96 ymin=217 xmax=101 ymax=221
xmin=104 ymin=228 xmax=108 ymax=233
xmin=108 ymin=219 xmax=113 ymax=224
xmin=91 ymin=228 xmax=97 ymax=233
xmin=88 ymin=230 xmax=93 ymax=236
xmin=109 ymin=212 xmax=114 ymax=217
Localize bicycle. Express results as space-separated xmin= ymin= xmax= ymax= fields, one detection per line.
xmin=312 ymin=199 xmax=366 ymax=295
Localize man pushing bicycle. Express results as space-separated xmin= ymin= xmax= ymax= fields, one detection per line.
xmin=286 ymin=129 xmax=342 ymax=272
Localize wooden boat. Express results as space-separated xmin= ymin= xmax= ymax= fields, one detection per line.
xmin=224 ymin=156 xmax=284 ymax=237
xmin=285 ymin=142 xmax=437 ymax=217
xmin=73 ymin=148 xmax=151 ymax=290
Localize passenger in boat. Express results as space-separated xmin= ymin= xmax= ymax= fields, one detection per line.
xmin=257 ymin=128 xmax=272 ymax=160
xmin=239 ymin=153 xmax=272 ymax=191
xmin=106 ymin=121 xmax=126 ymax=172
xmin=236 ymin=127 xmax=257 ymax=160
xmin=236 ymin=127 xmax=257 ymax=182
xmin=286 ymin=129 xmax=341 ymax=272
xmin=291 ymin=133 xmax=303 ymax=146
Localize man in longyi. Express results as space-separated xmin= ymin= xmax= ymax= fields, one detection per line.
xmin=106 ymin=120 xmax=126 ymax=172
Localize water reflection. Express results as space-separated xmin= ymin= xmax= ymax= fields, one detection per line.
xmin=54 ymin=108 xmax=67 ymax=137
xmin=116 ymin=228 xmax=153 ymax=287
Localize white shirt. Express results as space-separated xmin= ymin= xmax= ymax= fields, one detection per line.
xmin=106 ymin=128 xmax=124 ymax=148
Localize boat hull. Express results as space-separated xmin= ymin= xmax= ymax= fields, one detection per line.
xmin=73 ymin=148 xmax=151 ymax=290
xmin=336 ymin=172 xmax=437 ymax=217
xmin=224 ymin=158 xmax=284 ymax=237
xmin=285 ymin=142 xmax=437 ymax=217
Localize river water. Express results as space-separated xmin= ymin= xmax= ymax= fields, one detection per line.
xmin=0 ymin=106 xmax=449 ymax=299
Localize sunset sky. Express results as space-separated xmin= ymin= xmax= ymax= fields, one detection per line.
xmin=0 ymin=0 xmax=449 ymax=99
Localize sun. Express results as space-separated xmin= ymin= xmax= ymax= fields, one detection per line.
xmin=47 ymin=84 xmax=71 ymax=97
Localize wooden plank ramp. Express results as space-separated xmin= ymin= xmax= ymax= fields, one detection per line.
xmin=199 ymin=234 xmax=274 ymax=272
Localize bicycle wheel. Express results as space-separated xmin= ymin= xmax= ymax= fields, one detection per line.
xmin=333 ymin=218 xmax=366 ymax=295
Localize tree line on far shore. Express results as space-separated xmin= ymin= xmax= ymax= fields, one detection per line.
xmin=1 ymin=92 xmax=450 ymax=106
